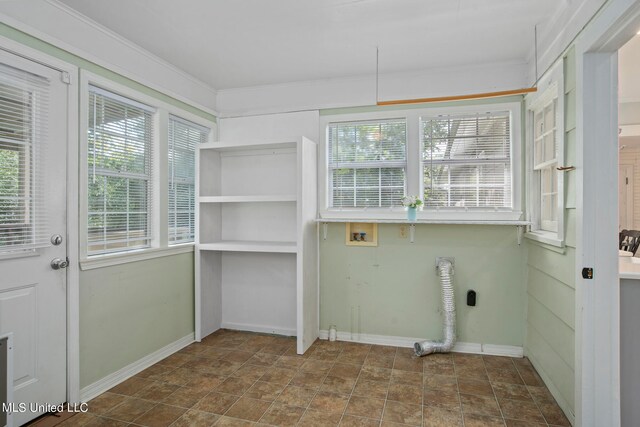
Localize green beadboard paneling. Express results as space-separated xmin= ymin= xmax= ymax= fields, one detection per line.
xmin=0 ymin=23 xmax=216 ymax=122
xmin=565 ymin=129 xmax=577 ymax=174
xmin=79 ymin=253 xmax=194 ymax=388
xmin=526 ymin=267 xmax=575 ymax=329
xmin=565 ymin=208 xmax=577 ymax=248
xmin=525 ymin=324 xmax=575 ymax=414
xmin=564 ymin=47 xmax=576 ymax=93
xmin=524 ymin=47 xmax=577 ymax=416
xmin=320 ymin=224 xmax=526 ymax=346
xmin=565 ymin=130 xmax=577 ymax=210
xmin=565 ymin=172 xmax=576 ymax=210
xmin=565 ymin=91 xmax=577 ymax=132
xmin=527 ymin=297 xmax=575 ymax=369
xmin=527 ymin=244 xmax=575 ymax=288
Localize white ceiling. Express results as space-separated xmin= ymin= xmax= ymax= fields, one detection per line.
xmin=56 ymin=0 xmax=561 ymax=91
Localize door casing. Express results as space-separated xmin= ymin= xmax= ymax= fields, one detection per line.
xmin=574 ymin=1 xmax=640 ymax=426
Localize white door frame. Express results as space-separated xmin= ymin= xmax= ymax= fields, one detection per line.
xmin=575 ymin=1 xmax=640 ymax=426
xmin=0 ymin=35 xmax=81 ymax=404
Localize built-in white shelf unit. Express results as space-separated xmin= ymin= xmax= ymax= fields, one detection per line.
xmin=195 ymin=137 xmax=318 ymax=354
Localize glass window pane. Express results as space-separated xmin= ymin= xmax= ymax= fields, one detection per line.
xmin=422 ymin=111 xmax=512 ymax=209
xmin=87 ymin=87 xmax=153 ymax=255
xmin=328 ymin=119 xmax=407 ymax=208
xmin=168 ymin=117 xmax=206 ymax=244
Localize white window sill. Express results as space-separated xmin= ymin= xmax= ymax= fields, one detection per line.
xmin=524 ymin=231 xmax=565 ymax=249
xmin=80 ymin=244 xmax=194 ymax=271
xmin=320 ymin=209 xmax=524 ymax=223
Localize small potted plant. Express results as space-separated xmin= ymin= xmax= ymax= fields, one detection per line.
xmin=401 ymin=195 xmax=423 ymax=221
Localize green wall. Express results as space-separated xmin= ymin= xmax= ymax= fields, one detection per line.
xmin=0 ymin=23 xmax=210 ymax=389
xmin=320 ymin=224 xmax=526 ymax=345
xmin=319 ymin=96 xmax=527 ymax=347
xmin=524 ymin=47 xmax=577 ymax=418
xmin=79 ymin=253 xmax=194 ymax=387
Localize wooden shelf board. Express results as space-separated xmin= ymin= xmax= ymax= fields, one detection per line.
xmin=199 ymin=195 xmax=297 ymax=203
xmin=198 ymin=241 xmax=297 ymax=253
xmin=199 ymin=140 xmax=296 ymax=152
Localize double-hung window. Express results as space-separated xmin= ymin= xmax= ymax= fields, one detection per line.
xmin=87 ymin=86 xmax=154 ymax=255
xmin=532 ymin=98 xmax=559 ymax=232
xmin=81 ymin=72 xmax=215 ymax=266
xmin=321 ymin=103 xmax=521 ymax=220
xmin=422 ymin=112 xmax=512 ymax=209
xmin=525 ymin=61 xmax=564 ymax=245
xmin=327 ymin=119 xmax=406 ymax=208
xmin=168 ymin=116 xmax=208 ymax=245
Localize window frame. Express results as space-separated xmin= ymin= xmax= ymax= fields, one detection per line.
xmin=524 ymin=63 xmax=565 ymax=247
xmin=319 ymin=102 xmax=522 ymax=221
xmin=86 ymin=85 xmax=156 ymax=256
xmin=79 ymin=71 xmax=214 ymax=269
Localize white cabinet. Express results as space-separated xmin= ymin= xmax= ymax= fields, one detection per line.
xmin=195 ymin=138 xmax=318 ymax=354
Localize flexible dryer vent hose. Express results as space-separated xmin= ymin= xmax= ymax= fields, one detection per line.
xmin=414 ymin=259 xmax=456 ymax=356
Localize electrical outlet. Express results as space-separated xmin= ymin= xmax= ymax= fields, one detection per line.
xmin=399 ymin=225 xmax=407 ymax=238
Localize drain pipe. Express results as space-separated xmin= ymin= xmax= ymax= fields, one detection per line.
xmin=414 ymin=258 xmax=456 ymax=356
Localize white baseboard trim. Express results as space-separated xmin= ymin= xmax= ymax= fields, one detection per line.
xmin=525 ymin=350 xmax=575 ymax=426
xmin=318 ymin=330 xmax=523 ymax=358
xmin=80 ymin=333 xmax=194 ymax=402
xmin=221 ymin=322 xmax=296 ymax=337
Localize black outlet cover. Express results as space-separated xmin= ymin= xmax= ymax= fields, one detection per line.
xmin=467 ymin=290 xmax=477 ymax=306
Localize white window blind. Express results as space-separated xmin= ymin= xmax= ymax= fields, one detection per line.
xmin=168 ymin=115 xmax=208 ymax=244
xmin=328 ymin=119 xmax=406 ymax=207
xmin=87 ymin=86 xmax=155 ymax=255
xmin=0 ymin=63 xmax=50 ymax=252
xmin=422 ymin=112 xmax=512 ymax=209
xmin=533 ymin=100 xmax=558 ymax=232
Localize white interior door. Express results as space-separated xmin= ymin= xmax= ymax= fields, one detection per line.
xmin=619 ymin=164 xmax=634 ymax=230
xmin=0 ymin=51 xmax=68 ymax=426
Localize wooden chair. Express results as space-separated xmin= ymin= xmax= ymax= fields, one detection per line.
xmin=619 ymin=229 xmax=640 ymax=255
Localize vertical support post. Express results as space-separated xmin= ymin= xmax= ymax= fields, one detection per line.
xmin=410 ymin=224 xmax=415 ymax=243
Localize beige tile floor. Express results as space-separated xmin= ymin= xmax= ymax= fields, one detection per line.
xmin=53 ymin=329 xmax=571 ymax=427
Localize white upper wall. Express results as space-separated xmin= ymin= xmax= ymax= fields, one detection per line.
xmin=216 ymin=60 xmax=530 ymax=117
xmin=0 ymin=0 xmax=218 ymax=113
xmin=57 ymin=0 xmax=558 ymax=91
xmin=530 ymin=0 xmax=607 ymax=84
xmin=0 ymin=0 xmax=609 ymax=117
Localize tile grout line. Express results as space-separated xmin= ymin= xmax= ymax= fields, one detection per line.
xmin=484 ymin=356 xmax=509 ymax=427
xmin=255 ymin=340 xmax=309 ymax=426
xmin=219 ymin=337 xmax=296 ymax=424
xmin=376 ymin=346 xmax=397 ymax=427
xmin=335 ymin=343 xmax=372 ymax=426
xmin=513 ymin=359 xmax=551 ymax=427
xmin=295 ymin=342 xmax=340 ymax=426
